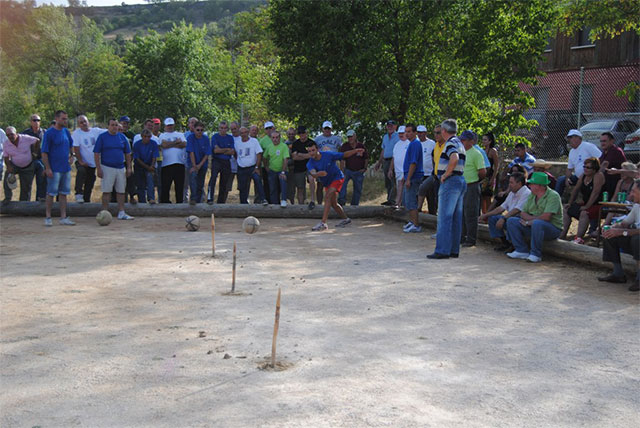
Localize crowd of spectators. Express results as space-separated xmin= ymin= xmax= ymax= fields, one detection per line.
xmin=1 ymin=113 xmax=638 ymax=290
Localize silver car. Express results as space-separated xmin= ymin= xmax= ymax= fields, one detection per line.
xmin=623 ymin=127 xmax=640 ymax=162
xmin=579 ymin=119 xmax=638 ymax=149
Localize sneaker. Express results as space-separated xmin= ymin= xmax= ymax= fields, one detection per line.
xmin=118 ymin=213 xmax=135 ymax=220
xmin=311 ymin=221 xmax=328 ymax=231
xmin=280 ymin=200 xmax=287 ymax=208
xmin=403 ymin=221 xmax=414 ymax=230
xmin=335 ymin=218 xmax=352 ymax=228
xmin=75 ymin=194 xmax=84 ymax=203
xmin=262 ymin=200 xmax=269 ymax=206
xmin=148 ymin=199 xmax=156 ymax=205
xmin=404 ymin=224 xmax=422 ymax=233
xmin=507 ymin=251 xmax=529 ymax=260
xmin=59 ymin=217 xmax=76 ymax=226
xmin=44 ymin=217 xmax=53 ymax=227
xmin=430 ymin=233 xmax=437 ymax=239
xmin=308 ymin=201 xmax=316 ymax=210
xmin=527 ymin=254 xmax=542 ymax=263
xmin=572 ymin=237 xmax=585 ymax=245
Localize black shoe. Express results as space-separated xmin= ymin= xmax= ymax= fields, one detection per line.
xmin=503 ymin=246 xmax=515 ymax=254
xmin=461 ymin=242 xmax=475 ymax=248
xmin=494 ymin=244 xmax=511 ymax=252
xmin=597 ymin=274 xmax=627 ymax=284
xmin=450 ymin=253 xmax=459 ymax=258
xmin=207 ymin=200 xmax=213 ymax=205
xmin=427 ymin=253 xmax=450 ymax=259
xmin=629 ymin=281 xmax=639 ymax=292
xmin=381 ymin=201 xmax=392 ymax=206
xmin=308 ymin=201 xmax=316 ymax=210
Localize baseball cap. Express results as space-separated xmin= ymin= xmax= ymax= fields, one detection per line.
xmin=322 ymin=121 xmax=332 ymax=129
xmin=346 ymin=130 xmax=355 ymax=137
xmin=119 ymin=116 xmax=131 ymax=123
xmin=528 ymin=171 xmax=551 ymax=186
xmin=386 ymin=120 xmax=396 ymax=125
xmin=567 ymin=129 xmax=582 ymax=138
xmin=152 ymin=118 xmax=161 ymax=124
xmin=417 ymin=125 xmax=427 ymax=132
xmin=164 ymin=117 xmax=175 ymax=126
xmin=460 ymin=130 xmax=475 ymax=141
xmin=264 ymin=121 xmax=274 ymax=129
xmin=398 ymin=125 xmax=406 ymax=133
xmin=297 ymin=126 xmax=307 ymax=134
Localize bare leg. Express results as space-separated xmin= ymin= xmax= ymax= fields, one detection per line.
xmin=329 ymin=188 xmax=347 ymax=219
xmin=417 ymin=195 xmax=425 ymax=212
xmin=560 ymin=207 xmax=571 ymax=239
xmin=321 ymin=189 xmax=332 ymax=223
xmin=102 ymin=193 xmax=110 ymax=211
xmin=117 ymin=193 xmax=125 ymax=212
xmin=576 ymin=211 xmax=590 ymax=239
xmin=46 ymin=195 xmax=53 ymax=218
xmin=395 ymin=179 xmax=404 ymax=206
xmin=59 ymin=194 xmax=67 ymax=218
xmin=309 ymin=177 xmax=316 ymax=203
xmin=409 ymin=209 xmax=418 ymax=226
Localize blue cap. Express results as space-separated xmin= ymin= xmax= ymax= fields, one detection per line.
xmin=460 ymin=130 xmax=475 ymax=141
xmin=119 ymin=116 xmax=131 ymax=123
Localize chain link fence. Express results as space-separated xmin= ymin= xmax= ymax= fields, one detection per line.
xmin=518 ymin=64 xmax=640 ymax=160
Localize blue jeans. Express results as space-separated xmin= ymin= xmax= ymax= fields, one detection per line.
xmin=506 ymin=217 xmax=561 ymax=257
xmin=338 ymin=169 xmax=364 ymax=206
xmin=237 ymin=165 xmax=265 ymax=204
xmin=268 ymin=170 xmax=287 ymax=203
xmin=189 ymin=167 xmax=207 ymax=203
xmin=134 ymin=166 xmax=155 ymax=203
xmin=555 ymin=174 xmax=578 ymax=197
xmin=488 ymin=214 xmax=507 ymax=238
xmin=34 ymin=159 xmax=47 ymax=200
xmin=435 ymin=175 xmax=466 ymax=255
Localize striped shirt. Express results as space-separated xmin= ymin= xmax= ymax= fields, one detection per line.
xmin=437 ymin=136 xmax=466 ymax=177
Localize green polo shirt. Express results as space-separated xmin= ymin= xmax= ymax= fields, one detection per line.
xmin=522 ymin=188 xmax=564 ymax=230
xmin=259 ymin=135 xmax=274 ymax=151
xmin=463 ymin=146 xmax=485 ymax=183
xmin=263 ymin=142 xmax=290 ymax=172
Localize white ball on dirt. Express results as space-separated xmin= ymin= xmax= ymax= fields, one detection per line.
xmin=242 ymin=216 xmax=260 ymax=234
xmin=185 ymin=215 xmax=200 ymax=231
xmin=96 ymin=210 xmax=112 ymax=226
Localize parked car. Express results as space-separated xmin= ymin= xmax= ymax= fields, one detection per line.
xmin=579 ymin=119 xmax=638 ymax=149
xmin=519 ymin=110 xmax=581 ymax=159
xmin=623 ymin=127 xmax=640 ymax=162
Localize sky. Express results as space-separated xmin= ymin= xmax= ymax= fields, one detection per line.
xmin=38 ymin=1 xmax=148 ymax=6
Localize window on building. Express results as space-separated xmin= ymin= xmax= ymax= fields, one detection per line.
xmin=574 ymin=27 xmax=595 ymax=48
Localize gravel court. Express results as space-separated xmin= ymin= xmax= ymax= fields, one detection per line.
xmin=0 ymin=216 xmax=638 ymax=427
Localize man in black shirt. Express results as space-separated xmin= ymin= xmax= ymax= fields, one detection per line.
xmin=22 ymin=114 xmax=45 ymax=201
xmin=291 ymin=126 xmax=315 ymax=206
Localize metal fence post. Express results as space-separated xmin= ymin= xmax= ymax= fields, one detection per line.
xmin=577 ymin=66 xmax=584 ymax=128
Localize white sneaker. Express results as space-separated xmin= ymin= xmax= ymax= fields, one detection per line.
xmin=507 ymin=251 xmax=529 ymax=260
xmin=75 ymin=194 xmax=84 ymax=203
xmin=430 ymin=233 xmax=437 ymax=239
xmin=118 ymin=213 xmax=135 ymax=220
xmin=44 ymin=217 xmax=53 ymax=227
xmin=59 ymin=217 xmax=76 ymax=226
xmin=405 ymin=225 xmax=422 ymax=233
xmin=335 ymin=218 xmax=352 ymax=228
xmin=403 ymin=221 xmax=414 ymax=230
xmin=312 ymin=221 xmax=328 ymax=231
xmin=280 ymin=200 xmax=287 ymax=208
xmin=527 ymin=254 xmax=542 ymax=263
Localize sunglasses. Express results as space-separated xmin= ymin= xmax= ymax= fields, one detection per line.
xmin=195 ymin=128 xmax=204 ymax=132
xmin=583 ymin=166 xmax=595 ymax=169
xmin=32 ymin=118 xmax=41 ymax=122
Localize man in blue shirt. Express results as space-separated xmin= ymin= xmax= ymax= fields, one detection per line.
xmin=508 ymin=142 xmax=536 ymax=175
xmin=208 ymin=121 xmax=235 ymax=204
xmin=41 ymin=110 xmax=75 ymax=226
xmin=94 ymin=118 xmax=134 ymax=220
xmin=402 ymin=124 xmax=424 ymax=233
xmin=132 ymin=129 xmax=159 ymax=204
xmin=375 ymin=120 xmax=399 ymax=206
xmin=306 ymin=140 xmax=364 ymax=231
xmin=186 ymin=121 xmax=211 ymax=205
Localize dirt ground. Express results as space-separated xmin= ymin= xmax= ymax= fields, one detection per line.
xmin=1 ymin=217 xmax=638 ymax=427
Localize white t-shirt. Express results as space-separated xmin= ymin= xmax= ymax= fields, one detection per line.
xmin=501 ymin=185 xmax=532 ymax=212
xmin=420 ymin=138 xmax=436 ymax=177
xmin=72 ymin=128 xmax=106 ymax=167
xmin=159 ymin=131 xmax=186 ymax=166
xmin=568 ymin=141 xmax=601 ymax=177
xmin=392 ymin=139 xmax=410 ymax=180
xmin=133 ymin=134 xmax=161 ymax=144
xmin=235 ymin=137 xmax=263 ymax=168
xmin=622 ymin=203 xmax=640 ymax=228
xmin=0 ymin=128 xmax=6 ymax=161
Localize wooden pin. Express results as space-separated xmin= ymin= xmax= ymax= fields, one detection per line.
xmin=211 ymin=213 xmax=215 ymax=257
xmin=271 ymin=287 xmax=281 ymax=368
xmin=231 ymin=242 xmax=237 ymax=293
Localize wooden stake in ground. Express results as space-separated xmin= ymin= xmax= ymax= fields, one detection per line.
xmin=271 ymin=287 xmax=281 ymax=368
xmin=211 ymin=213 xmax=215 ymax=257
xmin=231 ymin=241 xmax=237 ymax=293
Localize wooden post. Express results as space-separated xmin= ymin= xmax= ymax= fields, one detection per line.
xmin=271 ymin=287 xmax=281 ymax=368
xmin=231 ymin=242 xmax=237 ymax=293
xmin=211 ymin=213 xmax=215 ymax=257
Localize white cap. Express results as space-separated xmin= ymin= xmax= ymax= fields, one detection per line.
xmin=164 ymin=117 xmax=175 ymax=126
xmin=346 ymin=130 xmax=355 ymax=137
xmin=566 ymin=129 xmax=582 ymax=138
xmin=417 ymin=125 xmax=427 ymax=132
xmin=398 ymin=125 xmax=406 ymax=133
xmin=264 ymin=121 xmax=274 ymax=129
xmin=322 ymin=121 xmax=332 ymax=129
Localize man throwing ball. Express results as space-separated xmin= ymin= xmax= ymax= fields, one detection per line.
xmin=306 ymin=140 xmax=364 ymax=231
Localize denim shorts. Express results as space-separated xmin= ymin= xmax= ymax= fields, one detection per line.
xmin=403 ymin=180 xmax=420 ymax=210
xmin=46 ymin=171 xmax=71 ymax=196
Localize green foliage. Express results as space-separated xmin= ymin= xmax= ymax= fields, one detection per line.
xmin=556 ymin=0 xmax=640 ymax=41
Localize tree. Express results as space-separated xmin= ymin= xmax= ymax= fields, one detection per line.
xmin=556 ymin=0 xmax=640 ymax=41
xmin=267 ymin=0 xmax=555 ymax=152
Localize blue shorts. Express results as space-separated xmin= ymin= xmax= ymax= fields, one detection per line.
xmin=403 ymin=180 xmax=420 ymax=210
xmin=47 ymin=171 xmax=71 ymax=196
